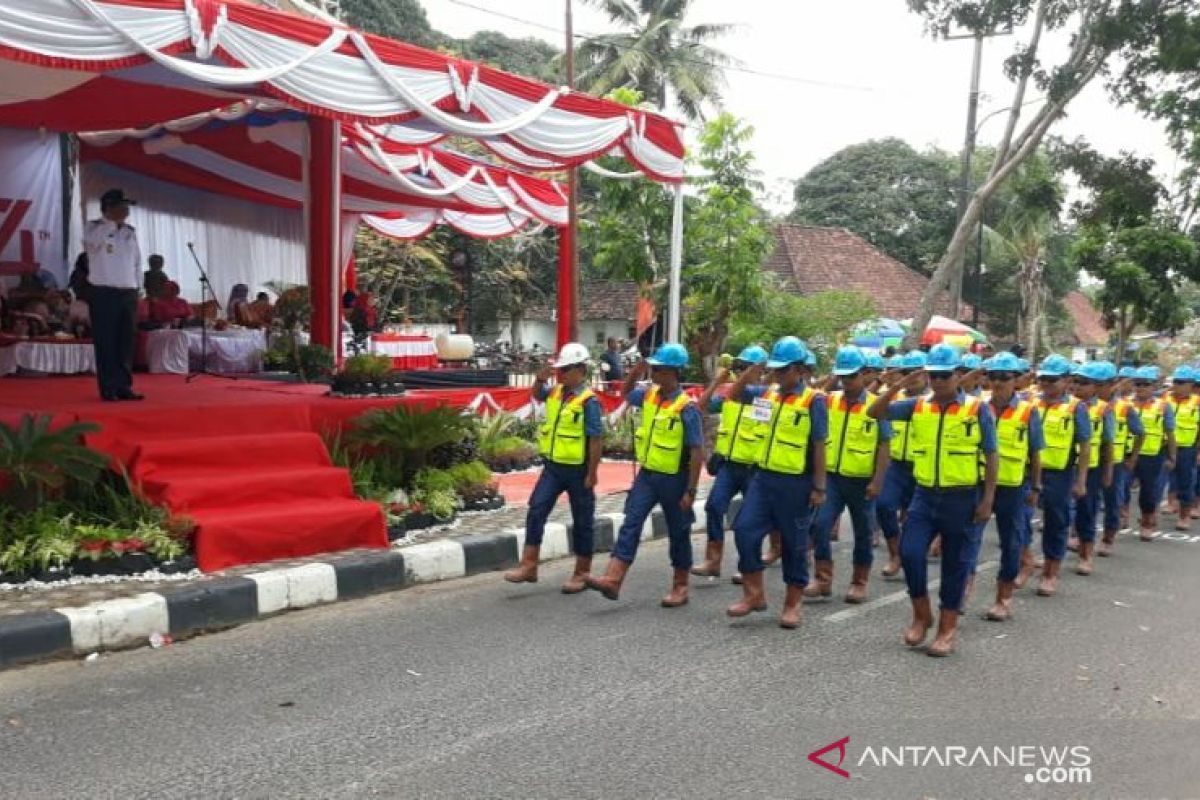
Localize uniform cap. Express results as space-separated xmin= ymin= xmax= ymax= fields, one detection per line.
xmin=766 ymin=336 xmax=809 ymax=370
xmin=924 ymin=344 xmax=961 ymax=373
xmin=646 ymin=342 xmax=689 ymax=369
xmin=983 ymin=351 xmax=1023 ymax=374
xmin=735 ymin=345 xmax=769 ymax=366
xmin=1036 ymin=354 xmax=1073 ymax=378
xmin=833 ymin=346 xmax=867 ymax=376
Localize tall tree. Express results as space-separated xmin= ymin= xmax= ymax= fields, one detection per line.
xmin=577 ymin=0 xmax=735 ymax=121
xmin=789 ymin=138 xmax=958 ymax=271
xmin=904 ymin=0 xmax=1171 ymax=347
xmin=457 ymin=31 xmax=562 ymax=83
xmin=339 ymin=0 xmax=442 ymax=48
xmin=469 ymin=229 xmax=558 ymax=346
xmin=684 ymin=113 xmax=772 ymax=378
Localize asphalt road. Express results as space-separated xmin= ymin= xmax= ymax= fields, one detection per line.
xmin=3 ymin=524 xmax=1200 ymax=799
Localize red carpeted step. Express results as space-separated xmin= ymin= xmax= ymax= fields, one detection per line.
xmin=192 ymin=497 xmax=387 ymax=572
xmin=140 ymin=467 xmax=355 ymax=513
xmin=130 ymin=432 xmax=332 ymax=479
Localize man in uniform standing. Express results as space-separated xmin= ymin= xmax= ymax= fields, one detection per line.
xmin=84 ymin=189 xmax=144 ymax=401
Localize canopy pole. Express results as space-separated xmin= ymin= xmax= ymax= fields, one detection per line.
xmin=556 ymin=224 xmax=575 ymax=350
xmin=667 ymin=182 xmax=684 ymax=343
xmin=306 ymin=117 xmax=342 ymax=356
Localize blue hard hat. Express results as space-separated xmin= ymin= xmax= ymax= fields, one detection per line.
xmin=924 ymin=344 xmax=962 ymax=373
xmin=886 ymin=354 xmax=905 ymax=369
xmin=1135 ymin=365 xmax=1160 ymax=382
xmin=735 ymin=345 xmax=769 ymax=366
xmin=1118 ymin=365 xmax=1137 ymax=379
xmin=804 ymin=350 xmax=818 ymax=367
xmin=1080 ymin=362 xmax=1109 ymax=382
xmin=864 ymin=352 xmax=886 ymax=370
xmin=1172 ymin=365 xmax=1195 ymax=383
xmin=766 ymin=336 xmax=809 ymax=369
xmin=646 ymin=342 xmax=689 ymax=369
xmin=960 ymin=353 xmax=983 ymax=370
xmin=902 ymin=350 xmax=929 ymax=369
xmin=1016 ymin=358 xmax=1031 ymax=373
xmin=833 ymin=346 xmax=867 ymax=376
xmin=1094 ymin=361 xmax=1117 ymax=381
xmin=1037 ymin=354 xmax=1073 ymax=378
xmin=984 ymin=351 xmax=1023 ymax=374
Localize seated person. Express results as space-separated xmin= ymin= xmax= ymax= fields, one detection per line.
xmin=13 ymin=299 xmax=51 ymax=337
xmin=68 ymin=253 xmax=91 ymax=301
xmin=67 ymin=291 xmax=90 ymax=337
xmin=44 ymin=291 xmax=71 ymax=332
xmin=149 ymin=281 xmax=192 ymax=327
xmin=247 ymin=292 xmax=273 ymax=327
xmin=143 ymin=254 xmax=169 ymax=299
xmin=227 ymin=283 xmax=252 ymax=326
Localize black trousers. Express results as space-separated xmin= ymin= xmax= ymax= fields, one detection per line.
xmin=88 ymin=286 xmax=137 ymax=397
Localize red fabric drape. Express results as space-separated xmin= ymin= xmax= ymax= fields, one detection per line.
xmin=344 ymin=254 xmax=357 ymax=292
xmin=307 ymin=117 xmax=340 ymax=353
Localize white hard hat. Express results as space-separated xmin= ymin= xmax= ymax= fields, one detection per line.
xmin=553 ymin=342 xmax=590 ymax=368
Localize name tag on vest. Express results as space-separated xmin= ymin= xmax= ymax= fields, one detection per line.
xmin=750 ymin=397 xmax=774 ymax=422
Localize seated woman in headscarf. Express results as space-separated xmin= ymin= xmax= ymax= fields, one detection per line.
xmin=246 ymin=291 xmax=274 ymax=327
xmin=150 ymin=281 xmax=193 ymax=328
xmin=227 ymin=283 xmax=252 ymax=326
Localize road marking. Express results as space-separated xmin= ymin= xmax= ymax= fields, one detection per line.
xmin=823 ymin=560 xmax=999 ymax=623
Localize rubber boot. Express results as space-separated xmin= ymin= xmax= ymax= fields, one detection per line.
xmin=690 ymin=540 xmax=723 ymax=577
xmin=1013 ymin=547 xmax=1035 ymax=589
xmin=730 ymin=573 xmax=744 ymax=585
xmin=984 ymin=581 xmax=1015 ymax=621
xmin=503 ymin=545 xmax=540 ymax=583
xmin=1036 ymin=558 xmax=1061 ymax=597
xmin=1177 ymin=504 xmax=1192 ymax=532
xmin=803 ymin=559 xmax=834 ymax=602
xmin=560 ymin=555 xmax=592 ymax=594
xmin=584 ymin=557 xmax=631 ymax=601
xmin=726 ymin=570 xmax=768 ymax=617
xmin=763 ymin=531 xmax=783 ymax=565
xmin=779 ymin=584 xmax=804 ymax=629
xmin=927 ymin=609 xmax=961 ymax=657
xmin=844 ymin=564 xmax=870 ymax=604
xmin=1139 ymin=512 xmax=1156 ymax=542
xmin=880 ymin=537 xmax=902 ymax=579
xmin=660 ymin=568 xmax=690 ymax=608
xmin=903 ymin=596 xmax=934 ymax=647
xmin=1075 ymin=541 xmax=1094 ymax=576
xmin=1098 ymin=532 xmax=1116 ymax=557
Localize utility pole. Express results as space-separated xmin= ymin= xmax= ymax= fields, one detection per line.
xmin=951 ymin=33 xmax=984 ymax=321
xmin=564 ymin=0 xmax=581 ymax=342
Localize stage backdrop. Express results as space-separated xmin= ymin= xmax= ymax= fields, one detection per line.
xmin=0 ymin=127 xmax=65 ymax=286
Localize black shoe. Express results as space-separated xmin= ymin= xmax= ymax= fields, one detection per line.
xmin=100 ymin=392 xmax=119 ymax=402
xmin=115 ymin=391 xmax=145 ymax=401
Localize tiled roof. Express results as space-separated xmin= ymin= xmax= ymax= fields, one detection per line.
xmin=1062 ymin=290 xmax=1108 ymax=345
xmin=766 ymin=224 xmax=961 ymax=320
xmin=522 ymin=280 xmax=640 ymax=322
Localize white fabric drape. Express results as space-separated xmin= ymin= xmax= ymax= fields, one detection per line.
xmin=80 ymin=161 xmax=306 ymax=304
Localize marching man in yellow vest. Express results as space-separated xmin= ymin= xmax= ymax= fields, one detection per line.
xmin=505 ymin=342 xmax=604 ymax=592
xmin=1165 ymin=366 xmax=1199 ymax=531
xmin=585 ymin=343 xmax=705 ymax=606
xmin=1131 ymin=366 xmax=1177 ymax=540
xmin=875 ymin=351 xmax=929 ymax=578
xmin=1069 ymin=362 xmax=1115 ymax=576
xmin=869 ymin=344 xmax=998 ymax=657
xmin=1098 ymin=363 xmax=1143 ymax=555
xmin=692 ymin=346 xmax=771 ymax=578
xmin=808 ymin=346 xmax=893 ymax=604
xmin=726 ymin=336 xmax=829 ymax=629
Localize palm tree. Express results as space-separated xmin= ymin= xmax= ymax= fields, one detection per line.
xmin=576 ymin=0 xmax=735 ymax=121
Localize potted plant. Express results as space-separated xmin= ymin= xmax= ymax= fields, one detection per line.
xmin=448 ymin=460 xmax=504 ymax=512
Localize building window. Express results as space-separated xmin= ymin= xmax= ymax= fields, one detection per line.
xmin=595 ymin=327 xmax=605 ymax=345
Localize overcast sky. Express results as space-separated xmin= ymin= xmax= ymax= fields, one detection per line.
xmin=423 ymin=0 xmax=1179 ymax=212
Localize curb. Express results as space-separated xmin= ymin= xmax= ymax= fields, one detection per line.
xmin=0 ymin=496 xmax=737 ymax=671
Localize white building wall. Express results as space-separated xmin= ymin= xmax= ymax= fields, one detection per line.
xmin=494 ymin=318 xmax=633 ymax=351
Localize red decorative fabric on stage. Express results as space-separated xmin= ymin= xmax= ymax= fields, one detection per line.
xmin=370 ymin=333 xmax=439 ymax=370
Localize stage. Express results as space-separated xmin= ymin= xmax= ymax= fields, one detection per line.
xmin=0 ymin=374 xmax=535 ymax=572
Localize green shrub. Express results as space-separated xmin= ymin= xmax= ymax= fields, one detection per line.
xmin=341 ymin=353 xmax=393 ymax=381
xmin=350 ymin=405 xmax=473 ymax=485
xmin=413 ymin=467 xmax=455 ymax=493
xmin=0 ymin=414 xmax=106 ymax=510
xmin=411 ymin=487 xmax=459 ymax=521
xmin=446 ymin=460 xmax=492 ymax=491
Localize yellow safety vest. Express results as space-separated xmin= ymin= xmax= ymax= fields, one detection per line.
xmin=1169 ymin=395 xmax=1200 ymax=448
xmin=889 ymin=390 xmax=914 ymax=462
xmin=714 ymin=394 xmax=764 ymax=465
xmin=1039 ymin=397 xmax=1081 ymax=471
xmin=757 ymin=387 xmax=818 ymax=476
xmin=1112 ymin=398 xmax=1133 ymax=457
xmin=635 ymin=387 xmax=693 ymax=474
xmin=991 ymin=398 xmax=1034 ymax=488
xmin=1137 ymin=398 xmax=1168 ymax=457
xmin=1084 ymin=399 xmax=1110 ymax=469
xmin=910 ymin=397 xmax=984 ymax=489
xmin=537 ymin=385 xmax=595 ymax=466
xmin=827 ymin=390 xmax=881 ymax=478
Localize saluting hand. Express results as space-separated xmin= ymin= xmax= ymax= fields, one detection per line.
xmin=899 ymin=370 xmax=926 ymax=393
xmin=535 ymin=365 xmax=554 ymax=383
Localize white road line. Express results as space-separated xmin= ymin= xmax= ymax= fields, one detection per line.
xmin=823 ymin=560 xmax=999 ymax=623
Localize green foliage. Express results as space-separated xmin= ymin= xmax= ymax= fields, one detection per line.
xmin=468 ymin=228 xmax=557 ymax=340
xmin=457 ymin=31 xmax=561 ymax=82
xmin=0 ymin=414 xmax=106 ymax=510
xmin=341 ymin=354 xmax=393 ymax=381
xmin=727 ymin=290 xmax=880 ymax=365
xmin=353 ymin=227 xmax=452 ymax=325
xmin=410 ymin=487 xmax=459 ymax=521
xmin=473 ymin=412 xmax=522 ymax=456
xmin=413 ymin=467 xmax=455 ymax=494
xmin=339 ymin=0 xmax=442 ymax=48
xmin=790 ymin=138 xmax=958 ymax=271
xmin=603 ymin=413 xmax=637 ymax=456
xmin=349 ymin=405 xmax=473 ymax=486
xmin=576 ymin=0 xmax=734 ymax=121
xmin=446 ymin=460 xmax=493 ymax=492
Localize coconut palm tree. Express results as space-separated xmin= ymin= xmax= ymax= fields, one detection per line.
xmin=576 ymin=0 xmax=735 ymax=121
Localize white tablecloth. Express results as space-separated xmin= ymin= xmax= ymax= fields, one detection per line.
xmin=370 ymin=335 xmax=437 ymax=359
xmin=145 ymin=329 xmax=190 ymax=375
xmin=188 ymin=329 xmax=266 ymax=373
xmin=0 ymin=340 xmax=94 ymax=375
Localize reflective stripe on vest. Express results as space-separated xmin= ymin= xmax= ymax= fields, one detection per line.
xmin=756 ymin=387 xmax=817 ymax=475
xmin=827 ymin=390 xmax=880 ymax=478
xmin=1038 ymin=397 xmax=1080 ymax=470
xmin=1084 ymin=399 xmax=1109 ymax=469
xmin=537 ymin=385 xmax=595 ymax=465
xmin=1138 ymin=399 xmax=1167 ymax=457
xmin=889 ymin=390 xmax=913 ymax=462
xmin=635 ymin=387 xmax=693 ymax=473
xmin=910 ymin=397 xmax=983 ymax=489
xmin=992 ymin=399 xmax=1034 ymax=487
xmin=1112 ymin=399 xmax=1132 ymax=455
xmin=714 ymin=397 xmax=763 ymax=464
xmin=1169 ymin=395 xmax=1200 ymax=448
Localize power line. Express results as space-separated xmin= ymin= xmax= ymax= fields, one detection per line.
xmin=440 ymin=0 xmax=879 ymax=93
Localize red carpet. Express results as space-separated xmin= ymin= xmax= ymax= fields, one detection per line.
xmin=0 ymin=375 xmax=530 ymax=572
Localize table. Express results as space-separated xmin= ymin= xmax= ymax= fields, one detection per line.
xmin=188 ymin=328 xmax=266 ymax=373
xmin=0 ymin=338 xmax=94 ymax=376
xmin=144 ymin=329 xmax=190 ymax=375
xmin=370 ymin=334 xmax=438 ymax=370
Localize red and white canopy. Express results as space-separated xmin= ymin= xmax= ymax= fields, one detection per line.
xmin=0 ymin=0 xmax=685 ymax=181
xmin=80 ymin=105 xmax=569 ymax=239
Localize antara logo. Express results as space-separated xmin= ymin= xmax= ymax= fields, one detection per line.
xmin=808 ymin=736 xmax=851 ymax=779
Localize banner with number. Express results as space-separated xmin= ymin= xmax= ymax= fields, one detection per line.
xmin=0 ymin=127 xmax=64 ymax=285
